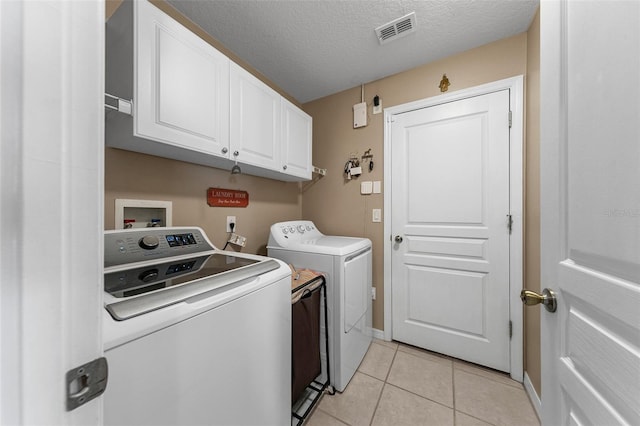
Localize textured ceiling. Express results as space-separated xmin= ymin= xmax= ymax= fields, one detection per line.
xmin=167 ymin=0 xmax=539 ymax=103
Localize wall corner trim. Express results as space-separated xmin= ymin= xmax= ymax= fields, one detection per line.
xmin=524 ymin=371 xmax=542 ymax=421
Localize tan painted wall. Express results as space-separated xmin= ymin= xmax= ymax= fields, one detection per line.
xmin=525 ymin=8 xmax=542 ymax=396
xmin=105 ymin=149 xmax=301 ymax=255
xmin=302 ymin=33 xmax=528 ymax=332
xmin=105 ymin=0 xmax=122 ymax=20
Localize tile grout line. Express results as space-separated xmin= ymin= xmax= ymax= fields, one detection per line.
xmin=383 ymin=346 xmax=458 ymax=411
xmin=451 ymin=364 xmax=510 ymax=426
xmin=453 ymin=361 xmax=523 ymax=389
xmin=383 ymin=382 xmax=456 ymax=412
xmin=314 ymin=408 xmax=351 ymax=426
xmin=452 ymin=356 xmax=456 ymax=413
xmin=367 ymin=344 xmax=399 ymax=425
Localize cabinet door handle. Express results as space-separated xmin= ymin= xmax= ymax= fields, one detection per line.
xmin=221 ymin=147 xmax=228 ymax=154
xmin=282 ymin=165 xmax=287 ymax=170
xmin=233 ymin=150 xmax=239 ymax=157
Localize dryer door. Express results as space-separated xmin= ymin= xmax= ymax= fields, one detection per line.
xmin=343 ymin=248 xmax=371 ymax=333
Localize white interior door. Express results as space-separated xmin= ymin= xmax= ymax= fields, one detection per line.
xmin=391 ymin=90 xmax=512 ymax=372
xmin=540 ymin=1 xmax=640 ymax=424
xmin=0 ymin=1 xmax=104 ymax=424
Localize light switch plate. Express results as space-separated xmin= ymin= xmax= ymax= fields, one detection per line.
xmin=373 ymin=181 xmax=381 ymax=193
xmin=372 ymin=208 xmax=381 ymax=222
xmin=361 ymin=181 xmax=373 ymax=194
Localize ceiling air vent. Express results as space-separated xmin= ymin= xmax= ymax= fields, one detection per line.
xmin=375 ymin=12 xmax=417 ymax=45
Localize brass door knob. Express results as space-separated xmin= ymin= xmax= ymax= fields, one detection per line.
xmin=520 ymin=288 xmax=557 ymax=313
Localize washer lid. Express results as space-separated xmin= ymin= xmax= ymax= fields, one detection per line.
xmin=104 ymin=257 xmax=282 ymax=321
xmin=271 ymin=235 xmax=371 ymax=256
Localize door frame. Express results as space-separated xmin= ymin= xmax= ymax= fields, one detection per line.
xmin=1 ymin=1 xmax=104 ymax=423
xmin=383 ymin=76 xmax=524 ymax=381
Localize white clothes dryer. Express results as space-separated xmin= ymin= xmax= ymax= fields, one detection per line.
xmin=268 ymin=220 xmax=372 ymax=392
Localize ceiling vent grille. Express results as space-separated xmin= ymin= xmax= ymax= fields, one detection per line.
xmin=375 ymin=12 xmax=417 ymax=45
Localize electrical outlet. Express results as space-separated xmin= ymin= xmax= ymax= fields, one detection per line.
xmin=226 ymin=216 xmax=236 ymax=232
xmin=227 ymin=233 xmax=246 ymax=247
xmin=371 ymin=287 xmax=376 ymax=300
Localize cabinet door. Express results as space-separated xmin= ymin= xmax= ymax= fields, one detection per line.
xmin=230 ymin=62 xmax=280 ymax=170
xmin=281 ymin=98 xmax=312 ymax=179
xmin=135 ymin=0 xmax=229 ymax=156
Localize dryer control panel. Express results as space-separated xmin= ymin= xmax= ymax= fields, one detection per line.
xmin=268 ymin=220 xmax=322 ymax=246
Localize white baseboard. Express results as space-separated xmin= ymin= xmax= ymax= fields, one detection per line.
xmin=372 ymin=328 xmax=385 ymax=341
xmin=523 ymin=372 xmax=541 ymax=421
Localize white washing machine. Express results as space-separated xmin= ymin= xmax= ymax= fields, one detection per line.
xmin=103 ymin=227 xmax=291 ymax=425
xmin=268 ymin=220 xmax=372 ymax=392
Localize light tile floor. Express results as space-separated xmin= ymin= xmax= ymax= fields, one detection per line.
xmin=305 ymin=340 xmax=540 ymax=426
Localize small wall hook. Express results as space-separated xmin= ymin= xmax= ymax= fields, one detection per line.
xmin=439 ymin=74 xmax=451 ymax=93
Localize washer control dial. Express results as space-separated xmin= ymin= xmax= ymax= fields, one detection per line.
xmin=138 ymin=268 xmax=159 ymax=283
xmin=138 ymin=235 xmax=160 ymax=250
xmin=297 ymin=225 xmax=306 ymax=233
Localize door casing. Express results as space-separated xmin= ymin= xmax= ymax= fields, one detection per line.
xmin=383 ymin=76 xmax=524 ymax=381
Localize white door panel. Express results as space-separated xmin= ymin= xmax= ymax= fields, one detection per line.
xmin=540 ymin=0 xmax=640 ymax=424
xmin=392 ymin=90 xmax=511 ymax=371
xmin=230 ymin=62 xmax=281 ymax=170
xmin=136 ymin=0 xmax=229 ymax=154
xmin=281 ymin=98 xmax=313 ymax=179
xmin=344 ymin=252 xmax=369 ymax=333
xmin=408 ymin=115 xmax=485 ymax=224
xmin=406 ymin=266 xmax=487 ymax=335
xmin=0 ymin=1 xmax=104 ymax=422
xmin=156 ymin=30 xmax=219 ymax=138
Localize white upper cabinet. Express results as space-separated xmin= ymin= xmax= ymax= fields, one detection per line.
xmin=135 ymin=0 xmax=229 ymax=156
xmin=281 ymin=98 xmax=312 ymax=180
xmin=230 ymin=62 xmax=281 ymax=170
xmin=106 ymin=0 xmax=312 ymax=181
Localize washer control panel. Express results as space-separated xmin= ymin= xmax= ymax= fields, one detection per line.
xmin=105 ymin=227 xmax=214 ymax=268
xmin=267 ymin=220 xmax=323 ymax=247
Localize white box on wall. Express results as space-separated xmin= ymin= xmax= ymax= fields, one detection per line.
xmin=353 ymin=102 xmax=367 ymax=128
xmin=115 ymin=199 xmax=173 ymax=229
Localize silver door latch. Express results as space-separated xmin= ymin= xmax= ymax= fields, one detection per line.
xmin=66 ymin=357 xmax=108 ymax=411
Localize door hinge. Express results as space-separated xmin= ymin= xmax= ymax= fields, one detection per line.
xmin=508 ymin=110 xmax=512 ymax=128
xmin=66 ymin=357 xmax=108 ymax=411
xmin=509 ymin=320 xmax=513 ymax=339
xmin=507 ymin=214 xmax=513 ymax=234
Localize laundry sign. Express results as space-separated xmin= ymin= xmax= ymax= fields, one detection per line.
xmin=207 ymin=188 xmax=249 ymax=207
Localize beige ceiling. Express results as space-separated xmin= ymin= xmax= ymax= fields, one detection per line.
xmin=167 ymin=0 xmax=539 ymax=103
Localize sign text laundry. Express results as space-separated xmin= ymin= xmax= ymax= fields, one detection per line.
xmin=207 ymin=188 xmax=249 ymax=207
